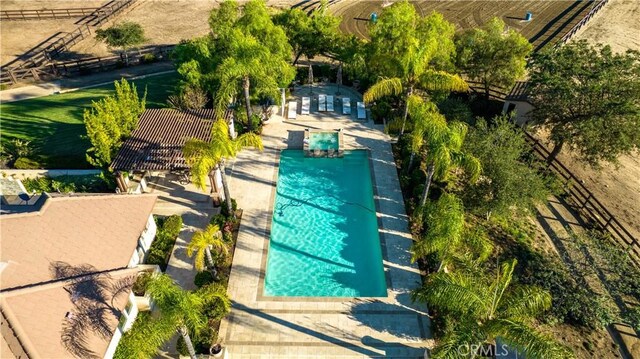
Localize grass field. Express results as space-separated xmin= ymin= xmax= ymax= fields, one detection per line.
xmin=0 ymin=72 xmax=178 ymax=169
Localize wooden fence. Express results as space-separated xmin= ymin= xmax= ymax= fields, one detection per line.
xmin=0 ymin=8 xmax=99 ymax=21
xmin=555 ymin=0 xmax=610 ymax=47
xmin=523 ymin=132 xmax=640 ymax=264
xmin=1 ymin=0 xmax=137 ymax=72
xmin=1 ymin=45 xmax=175 ymax=86
xmin=465 ymin=80 xmax=509 ymax=101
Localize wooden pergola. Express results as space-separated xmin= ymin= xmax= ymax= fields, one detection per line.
xmin=110 ymin=108 xmax=231 ymax=193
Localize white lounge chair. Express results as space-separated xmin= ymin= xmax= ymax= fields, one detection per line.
xmin=301 ymin=97 xmax=310 ymax=115
xmin=318 ymin=94 xmax=326 ymax=112
xmin=326 ymin=95 xmax=334 ymax=112
xmin=342 ymin=97 xmax=351 ymax=115
xmin=288 ymin=101 xmax=297 ymax=119
xmin=357 ymin=101 xmax=366 ymax=119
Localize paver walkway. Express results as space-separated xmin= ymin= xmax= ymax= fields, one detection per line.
xmin=218 ymin=85 xmax=432 ymax=358
xmin=147 ymin=173 xmax=217 ymax=290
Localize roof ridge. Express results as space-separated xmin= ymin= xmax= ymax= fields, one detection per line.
xmin=0 ymin=193 xmax=157 ymax=219
xmin=0 ymin=267 xmax=140 ymax=296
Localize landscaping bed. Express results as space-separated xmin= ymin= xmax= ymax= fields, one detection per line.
xmin=144 ymin=215 xmax=183 ymax=272
xmin=21 ymin=173 xmax=115 ymax=193
xmin=177 ymin=201 xmax=243 ymax=356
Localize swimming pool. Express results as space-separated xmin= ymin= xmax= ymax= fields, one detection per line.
xmin=308 ymin=131 xmax=339 ymax=151
xmin=264 ymin=150 xmax=386 ymax=297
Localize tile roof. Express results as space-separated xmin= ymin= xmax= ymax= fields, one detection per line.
xmin=1 ymin=267 xmax=139 ymax=359
xmin=110 ymin=108 xmax=231 ymax=171
xmin=0 ymin=194 xmax=157 ymax=291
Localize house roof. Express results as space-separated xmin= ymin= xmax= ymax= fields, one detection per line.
xmin=1 ymin=267 xmax=139 ymax=359
xmin=0 ymin=193 xmax=157 ymax=291
xmin=505 ymin=81 xmax=530 ymax=102
xmin=110 ymin=108 xmax=231 ymax=171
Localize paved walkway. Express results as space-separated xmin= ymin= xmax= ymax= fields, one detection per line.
xmin=218 ymin=85 xmax=432 ymax=358
xmin=0 ymin=62 xmax=174 ymax=103
xmin=147 ymin=173 xmax=217 ymax=290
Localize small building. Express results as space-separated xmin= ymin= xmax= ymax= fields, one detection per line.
xmin=502 ymin=81 xmax=533 ymax=125
xmin=0 ymin=193 xmax=158 ymax=358
xmin=110 ymin=108 xmax=231 ymax=201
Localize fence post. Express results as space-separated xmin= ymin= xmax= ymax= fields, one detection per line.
xmin=30 ymin=68 xmax=40 ymax=81
xmin=7 ymin=70 xmax=18 ymax=85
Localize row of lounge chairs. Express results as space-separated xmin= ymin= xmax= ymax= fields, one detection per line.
xmin=287 ymin=96 xmax=366 ymax=120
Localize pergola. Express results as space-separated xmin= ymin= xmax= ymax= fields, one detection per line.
xmin=110 ymin=108 xmax=231 ymax=193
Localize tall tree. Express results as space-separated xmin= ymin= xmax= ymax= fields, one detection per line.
xmin=462 ymin=116 xmax=551 ymax=219
xmin=411 ymin=194 xmax=492 ymax=271
xmin=456 ymin=17 xmax=532 ymax=99
xmin=187 ymin=224 xmax=228 ymax=274
xmin=85 ymin=79 xmax=146 ymax=168
xmin=183 ymin=119 xmax=263 ymax=216
xmin=208 ymin=0 xmax=295 ymax=132
xmin=273 ymin=0 xmax=341 ymax=64
xmin=413 ymin=260 xmax=573 ymax=359
xmin=364 ymin=2 xmax=468 ymax=135
xmin=95 ymin=22 xmax=146 ymax=65
xmin=528 ymin=40 xmax=640 ymax=166
xmin=115 ymin=274 xmax=231 ymax=359
xmin=410 ymin=103 xmax=480 ymax=207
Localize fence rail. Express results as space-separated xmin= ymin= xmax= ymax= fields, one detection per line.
xmin=555 ymin=0 xmax=610 ymax=47
xmin=1 ymin=0 xmax=137 ymax=73
xmin=0 ymin=45 xmax=175 ymax=86
xmin=466 ymin=80 xmax=509 ymax=101
xmin=523 ymin=132 xmax=640 ymax=264
xmin=0 ymin=8 xmax=100 ymax=21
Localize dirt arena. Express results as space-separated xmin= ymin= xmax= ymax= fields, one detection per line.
xmin=554 ymin=0 xmax=640 ymax=240
xmin=1 ymin=0 xmax=296 ymax=65
xmin=332 ymin=0 xmax=598 ymax=50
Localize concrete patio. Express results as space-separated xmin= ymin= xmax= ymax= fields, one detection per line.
xmin=218 ymin=85 xmax=432 ymax=358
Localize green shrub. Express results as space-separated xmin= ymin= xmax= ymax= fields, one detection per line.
xmin=132 ymin=272 xmax=151 ymax=296
xmin=625 ymin=306 xmax=640 ymax=333
xmin=220 ymin=198 xmax=237 ymax=218
xmin=22 ymin=174 xmax=115 ymax=193
xmin=210 ymin=214 xmax=227 ymax=228
xmin=194 ymin=271 xmax=215 ymax=288
xmin=514 ymin=246 xmax=615 ymax=329
xmin=144 ymin=215 xmax=183 ymax=270
xmin=144 ymin=247 xmax=169 ymax=270
xmin=176 ymin=328 xmax=213 ymax=355
xmin=140 ymin=53 xmax=157 ymax=64
xmin=162 ymin=215 xmax=183 ymax=239
xmin=14 ymin=157 xmax=41 ymax=169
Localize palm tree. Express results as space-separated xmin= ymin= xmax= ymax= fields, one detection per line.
xmin=413 ymin=259 xmax=573 ymax=359
xmin=418 ymin=117 xmax=481 ymax=207
xmin=214 ymin=29 xmax=293 ymax=133
xmin=187 ymin=224 xmax=228 ymax=276
xmin=183 ymin=119 xmax=263 ymax=216
xmin=406 ymin=95 xmax=437 ymax=170
xmin=411 ymin=194 xmax=493 ymax=271
xmin=144 ymin=274 xmax=231 ymax=359
xmin=364 ymin=70 xmax=468 ymax=135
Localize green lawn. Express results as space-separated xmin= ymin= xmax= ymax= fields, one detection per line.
xmin=0 ymin=72 xmax=179 ymax=169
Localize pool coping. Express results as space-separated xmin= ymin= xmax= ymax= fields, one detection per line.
xmin=256 ymin=148 xmax=393 ymax=302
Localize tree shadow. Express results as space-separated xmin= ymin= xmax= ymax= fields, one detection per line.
xmin=49 ymin=261 xmax=135 ymax=359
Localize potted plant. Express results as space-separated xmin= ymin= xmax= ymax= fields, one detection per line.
xmin=210 ymin=344 xmax=224 ymax=358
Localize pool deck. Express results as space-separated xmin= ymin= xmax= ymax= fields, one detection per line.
xmin=219 ymin=85 xmax=432 ymax=358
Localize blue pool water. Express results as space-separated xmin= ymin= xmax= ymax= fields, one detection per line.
xmin=264 ymin=150 xmax=386 ymax=297
xmin=308 ymin=132 xmax=339 ymax=150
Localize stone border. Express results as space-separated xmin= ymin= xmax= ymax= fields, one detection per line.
xmin=256 ymin=148 xmax=392 ymax=302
